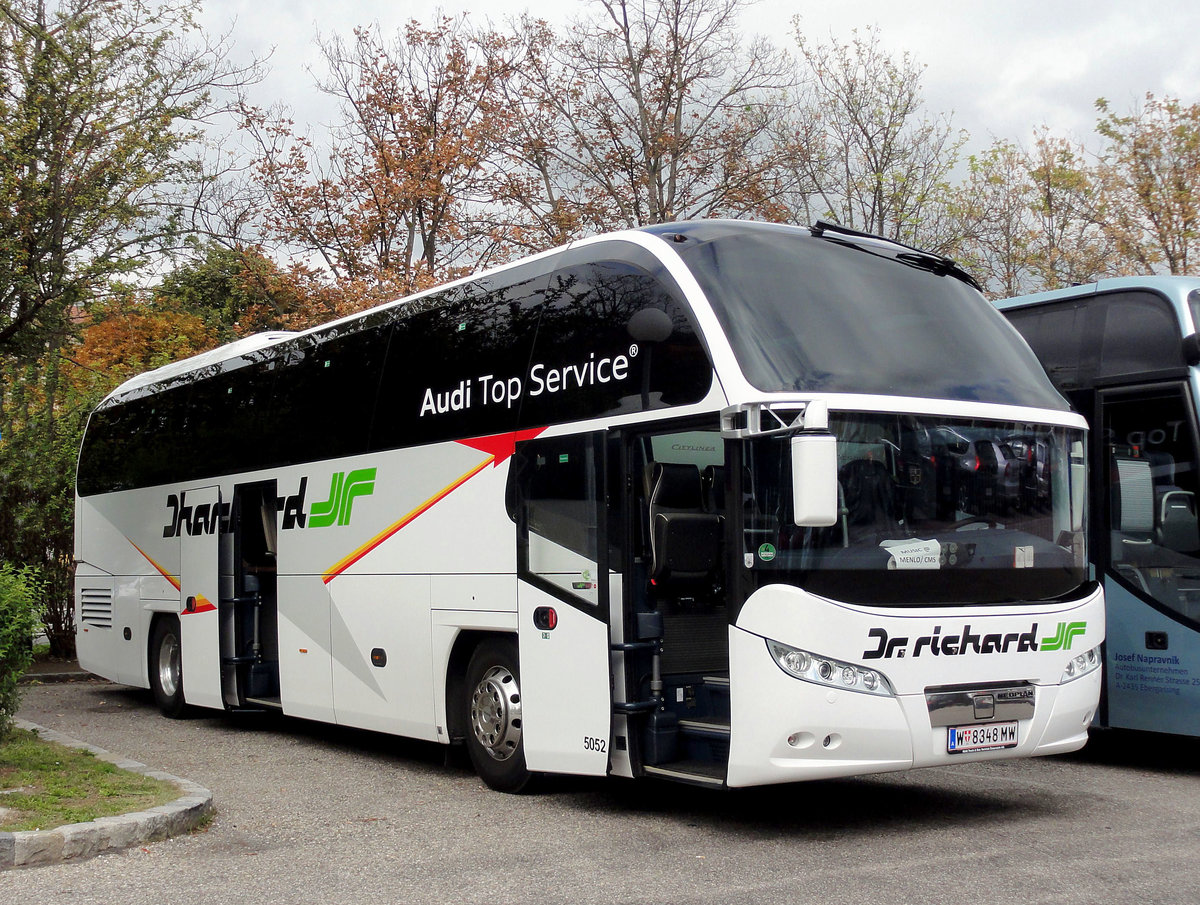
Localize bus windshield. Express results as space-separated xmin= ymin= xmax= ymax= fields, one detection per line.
xmin=740 ymin=413 xmax=1088 ymax=605
xmin=672 ymin=222 xmax=1068 ymax=409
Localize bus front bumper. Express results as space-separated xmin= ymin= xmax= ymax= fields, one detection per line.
xmin=725 ymin=626 xmax=1102 ymax=788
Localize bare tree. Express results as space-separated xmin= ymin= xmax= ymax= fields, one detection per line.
xmin=508 ymin=0 xmax=797 ymax=233
xmin=948 ymin=141 xmax=1038 ymax=297
xmin=790 ymin=24 xmax=964 ymax=251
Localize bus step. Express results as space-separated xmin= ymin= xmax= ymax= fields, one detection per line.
xmin=678 ymin=716 xmax=730 ymax=764
xmin=643 ymin=759 xmax=726 ymax=787
xmin=243 ymin=695 xmax=282 ymax=710
xmin=678 ymin=717 xmax=730 ymax=740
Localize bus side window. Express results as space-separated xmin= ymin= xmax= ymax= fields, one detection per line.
xmin=1105 ymin=389 xmax=1200 ymax=621
xmin=512 ymin=434 xmax=604 ymax=606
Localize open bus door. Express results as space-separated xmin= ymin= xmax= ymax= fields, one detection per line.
xmin=178 ymin=484 xmax=227 ymax=710
xmin=513 ymin=432 xmax=612 ymax=777
xmin=1100 ymin=384 xmax=1200 ymax=735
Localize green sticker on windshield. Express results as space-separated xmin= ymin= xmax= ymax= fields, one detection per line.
xmin=758 ymin=543 xmax=776 ymax=562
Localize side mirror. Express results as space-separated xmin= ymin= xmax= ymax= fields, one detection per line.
xmin=1183 ymin=333 xmax=1200 ymax=366
xmin=791 ymin=402 xmax=839 ymax=527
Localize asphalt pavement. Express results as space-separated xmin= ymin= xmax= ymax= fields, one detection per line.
xmin=4 ymin=677 xmax=1200 ymax=904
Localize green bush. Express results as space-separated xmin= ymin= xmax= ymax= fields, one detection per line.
xmin=0 ymin=563 xmax=44 ymax=740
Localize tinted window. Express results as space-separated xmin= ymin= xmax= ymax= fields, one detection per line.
xmin=671 ymin=223 xmax=1067 ymax=409
xmin=185 ymin=359 xmax=278 ymax=478
xmin=79 ymin=243 xmax=715 ymax=496
xmin=1005 ymin=304 xmax=1085 ymax=389
xmin=1105 ymin=388 xmax=1200 ymax=626
xmin=77 ymin=384 xmax=192 ymax=494
xmin=510 ymin=432 xmax=607 ymax=609
xmin=271 ymin=318 xmax=391 ymax=464
xmin=1007 ymin=290 xmax=1186 ymax=394
xmin=373 ymin=270 xmax=546 ymax=449
xmin=519 ymin=259 xmax=711 ymax=427
xmin=1097 ymin=292 xmax=1185 ymax=381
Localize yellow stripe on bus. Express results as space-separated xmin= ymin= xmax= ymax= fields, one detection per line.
xmin=322 ymin=455 xmax=494 ymax=584
xmin=129 ymin=540 xmax=182 ymax=592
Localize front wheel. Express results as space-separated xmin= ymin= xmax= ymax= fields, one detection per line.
xmin=149 ymin=616 xmax=188 ymax=718
xmin=463 ymin=637 xmax=533 ymax=793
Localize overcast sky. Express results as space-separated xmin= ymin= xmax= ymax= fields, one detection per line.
xmin=199 ymin=0 xmax=1200 ymax=154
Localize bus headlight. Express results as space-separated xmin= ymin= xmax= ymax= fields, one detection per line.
xmin=767 ymin=639 xmax=895 ymax=697
xmin=1061 ymin=645 xmax=1101 ymax=683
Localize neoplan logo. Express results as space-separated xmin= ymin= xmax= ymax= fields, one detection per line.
xmin=163 ymin=468 xmax=376 ymax=538
xmin=863 ymin=620 xmax=1088 ymax=660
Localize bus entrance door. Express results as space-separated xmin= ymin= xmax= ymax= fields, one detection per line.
xmin=1101 ymin=386 xmax=1200 ymax=734
xmin=228 ymin=481 xmax=281 ymax=709
xmin=514 ymin=433 xmax=612 ymax=776
xmin=178 ymin=484 xmax=226 ymax=710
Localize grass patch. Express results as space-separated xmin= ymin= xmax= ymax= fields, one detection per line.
xmin=0 ymin=729 xmax=179 ymax=832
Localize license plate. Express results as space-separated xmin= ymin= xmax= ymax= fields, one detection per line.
xmin=947 ymin=721 xmax=1018 ymax=753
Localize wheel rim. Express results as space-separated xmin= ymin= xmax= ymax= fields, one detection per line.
xmin=470 ymin=664 xmax=522 ymax=761
xmin=158 ymin=631 xmax=181 ymax=699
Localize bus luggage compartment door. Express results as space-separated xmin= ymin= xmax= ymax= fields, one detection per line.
xmin=178 ymin=484 xmax=226 ymax=710
xmin=517 ymin=580 xmax=611 ymax=776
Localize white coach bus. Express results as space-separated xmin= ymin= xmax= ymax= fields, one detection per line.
xmin=75 ymin=220 xmax=1103 ymax=792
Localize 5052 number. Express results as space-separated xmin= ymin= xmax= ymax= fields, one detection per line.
xmin=583 ymin=735 xmax=607 ymax=753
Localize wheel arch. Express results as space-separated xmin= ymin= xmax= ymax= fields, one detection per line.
xmin=146 ymin=610 xmax=180 ymax=675
xmin=444 ymin=629 xmax=515 ymax=744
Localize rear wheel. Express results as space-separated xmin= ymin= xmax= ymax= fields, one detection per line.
xmin=150 ymin=616 xmax=187 ymax=718
xmin=463 ymin=637 xmax=533 ymax=793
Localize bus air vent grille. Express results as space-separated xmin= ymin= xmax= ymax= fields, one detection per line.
xmin=80 ymin=588 xmax=114 ymax=628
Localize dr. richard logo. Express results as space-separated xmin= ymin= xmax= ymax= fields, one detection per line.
xmin=161 ymin=467 xmax=376 ymax=537
xmin=863 ymin=620 xmax=1087 ymax=659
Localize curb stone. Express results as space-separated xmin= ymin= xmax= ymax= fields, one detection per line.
xmin=0 ymin=719 xmax=214 ymax=870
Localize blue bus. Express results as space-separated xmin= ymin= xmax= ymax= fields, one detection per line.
xmin=997 ymin=277 xmax=1200 ymax=736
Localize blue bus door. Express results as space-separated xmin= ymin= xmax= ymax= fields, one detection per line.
xmin=1100 ymin=384 xmax=1200 ymax=735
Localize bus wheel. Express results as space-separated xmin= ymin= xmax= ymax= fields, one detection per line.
xmin=150 ymin=616 xmax=187 ymax=718
xmin=464 ymin=637 xmax=532 ymax=793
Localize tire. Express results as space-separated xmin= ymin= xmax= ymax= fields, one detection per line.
xmin=463 ymin=637 xmax=533 ymax=793
xmin=149 ymin=616 xmax=188 ymax=718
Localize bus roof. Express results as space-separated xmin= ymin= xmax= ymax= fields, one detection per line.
xmin=107 ymin=330 xmax=300 ymax=398
xmin=995 ymin=275 xmax=1200 ymax=312
xmin=101 ymin=219 xmax=1069 ymax=414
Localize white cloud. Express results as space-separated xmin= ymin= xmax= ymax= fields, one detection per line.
xmin=200 ymin=0 xmax=1200 ymax=149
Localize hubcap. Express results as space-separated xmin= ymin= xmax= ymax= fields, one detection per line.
xmin=158 ymin=631 xmax=181 ymax=698
xmin=470 ymin=664 xmax=522 ymax=761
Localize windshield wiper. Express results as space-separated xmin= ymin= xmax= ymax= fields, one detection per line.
xmin=810 ymin=220 xmax=982 ymax=291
